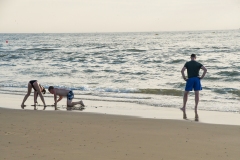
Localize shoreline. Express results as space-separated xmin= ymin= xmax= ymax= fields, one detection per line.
xmin=0 ymin=93 xmax=240 ymax=126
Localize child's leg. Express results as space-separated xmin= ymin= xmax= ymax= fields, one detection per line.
xmin=33 ymin=82 xmax=46 ymax=106
xmin=21 ymin=83 xmax=32 ymax=108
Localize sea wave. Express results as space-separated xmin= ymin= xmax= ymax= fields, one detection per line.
xmin=216 ymin=71 xmax=240 ymax=77
xmin=167 ymin=59 xmax=186 ymax=64
xmin=1 ymin=83 xmax=239 ymax=98
xmin=136 ymin=89 xmax=183 ymax=96
xmin=212 ymin=88 xmax=240 ymax=97
xmin=0 ymin=85 xmax=183 ymax=96
xmin=17 ymin=48 xmax=58 ymax=52
xmin=125 ymin=49 xmax=147 ymax=52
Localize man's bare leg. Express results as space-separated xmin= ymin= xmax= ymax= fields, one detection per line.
xmin=71 ymin=100 xmax=85 ymax=107
xmin=194 ymin=91 xmax=199 ymax=121
xmin=79 ymin=100 xmax=85 ymax=107
xmin=67 ymin=99 xmax=85 ymax=108
xmin=181 ymin=91 xmax=189 ymax=119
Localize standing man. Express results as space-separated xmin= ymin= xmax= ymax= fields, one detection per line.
xmin=48 ymin=86 xmax=85 ymax=110
xmin=181 ymin=54 xmax=207 ymax=121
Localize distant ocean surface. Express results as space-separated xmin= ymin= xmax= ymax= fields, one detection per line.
xmin=0 ymin=30 xmax=239 ymax=112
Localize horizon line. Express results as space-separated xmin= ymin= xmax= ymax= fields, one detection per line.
xmin=0 ymin=29 xmax=239 ymax=34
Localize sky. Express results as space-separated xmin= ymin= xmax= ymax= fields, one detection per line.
xmin=0 ymin=0 xmax=240 ymax=33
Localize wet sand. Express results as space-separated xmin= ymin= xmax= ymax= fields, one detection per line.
xmin=1 ymin=93 xmax=240 ymax=126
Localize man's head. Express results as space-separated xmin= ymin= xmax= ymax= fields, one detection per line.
xmin=190 ymin=54 xmax=196 ymax=60
xmin=48 ymin=86 xmax=54 ymax=94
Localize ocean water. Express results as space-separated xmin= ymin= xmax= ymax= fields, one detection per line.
xmin=0 ymin=30 xmax=239 ymax=112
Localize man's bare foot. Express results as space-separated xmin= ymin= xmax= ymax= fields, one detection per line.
xmin=21 ymin=105 xmax=26 ymax=109
xmin=180 ymin=107 xmax=187 ymax=119
xmin=183 ymin=114 xmax=187 ymax=119
xmin=80 ymin=100 xmax=85 ymax=107
xmin=67 ymin=107 xmax=72 ymax=111
xmin=195 ymin=114 xmax=199 ymax=121
xmin=79 ymin=107 xmax=85 ymax=111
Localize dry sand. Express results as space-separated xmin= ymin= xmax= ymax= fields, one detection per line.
xmin=1 ymin=108 xmax=240 ymax=160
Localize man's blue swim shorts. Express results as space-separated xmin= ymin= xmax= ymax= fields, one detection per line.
xmin=67 ymin=91 xmax=74 ymax=100
xmin=185 ymin=77 xmax=202 ymax=91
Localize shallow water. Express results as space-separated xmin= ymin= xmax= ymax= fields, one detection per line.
xmin=0 ymin=30 xmax=240 ymax=112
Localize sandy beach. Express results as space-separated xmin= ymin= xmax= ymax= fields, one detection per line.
xmin=1 ymin=99 xmax=240 ymax=160
xmin=0 ymin=109 xmax=240 ymax=160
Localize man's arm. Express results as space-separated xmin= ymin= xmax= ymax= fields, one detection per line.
xmin=200 ymin=66 xmax=207 ymax=79
xmin=181 ymin=67 xmax=187 ymax=81
xmin=54 ymin=93 xmax=58 ymax=110
xmin=53 ymin=90 xmax=63 ymax=110
xmin=56 ymin=96 xmax=63 ymax=103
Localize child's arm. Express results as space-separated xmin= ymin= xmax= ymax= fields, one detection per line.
xmin=56 ymin=96 xmax=63 ymax=103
